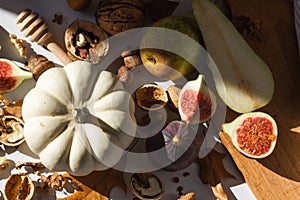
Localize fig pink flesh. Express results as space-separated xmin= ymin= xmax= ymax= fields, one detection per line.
xmin=0 ymin=61 xmax=16 ymax=91
xmin=180 ymin=90 xmax=198 ymax=123
xmin=180 ymin=89 xmax=212 ymax=123
xmin=236 ymin=116 xmax=276 ymax=156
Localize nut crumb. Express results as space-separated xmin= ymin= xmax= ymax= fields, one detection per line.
xmin=38 ymin=172 xmax=66 ymax=191
xmin=211 ymin=183 xmax=228 ymax=200
xmin=16 ymin=161 xmax=45 ymax=174
xmin=52 ymin=14 xmax=63 ymax=25
xmin=9 ymin=34 xmax=26 ymax=58
xmin=177 ymin=192 xmax=196 ymax=200
xmin=0 ymin=157 xmax=10 ymax=170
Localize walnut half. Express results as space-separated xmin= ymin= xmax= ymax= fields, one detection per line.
xmin=65 ymin=19 xmax=109 ymax=64
xmin=130 ymin=173 xmax=164 ymax=200
xmin=3 ymin=174 xmax=35 ymax=200
xmin=0 ymin=115 xmax=25 ymax=146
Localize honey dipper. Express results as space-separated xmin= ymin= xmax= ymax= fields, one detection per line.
xmin=16 ymin=9 xmax=72 ymax=65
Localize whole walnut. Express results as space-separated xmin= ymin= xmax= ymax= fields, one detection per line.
xmin=95 ymin=0 xmax=145 ymax=35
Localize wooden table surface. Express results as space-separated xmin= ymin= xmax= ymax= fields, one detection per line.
xmin=220 ymin=0 xmax=300 ymax=199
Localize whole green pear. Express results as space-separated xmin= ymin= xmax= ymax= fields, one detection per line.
xmin=140 ymin=15 xmax=203 ymax=80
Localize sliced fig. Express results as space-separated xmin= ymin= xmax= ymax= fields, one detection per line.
xmin=222 ymin=112 xmax=278 ymax=158
xmin=64 ymin=19 xmax=109 ymax=64
xmin=178 ymin=74 xmax=216 ymax=124
xmin=0 ymin=58 xmax=32 ymax=93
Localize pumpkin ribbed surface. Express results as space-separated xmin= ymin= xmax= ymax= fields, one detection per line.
xmin=22 ymin=61 xmax=136 ymax=176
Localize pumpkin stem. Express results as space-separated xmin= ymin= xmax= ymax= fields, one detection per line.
xmin=72 ymin=107 xmax=90 ymax=123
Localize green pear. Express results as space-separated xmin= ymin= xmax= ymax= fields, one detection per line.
xmin=140 ymin=15 xmax=203 ymax=80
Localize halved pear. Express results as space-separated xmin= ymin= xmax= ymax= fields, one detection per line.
xmin=192 ymin=0 xmax=274 ymax=113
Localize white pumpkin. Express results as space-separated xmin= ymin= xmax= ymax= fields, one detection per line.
xmin=22 ymin=61 xmax=136 ymax=176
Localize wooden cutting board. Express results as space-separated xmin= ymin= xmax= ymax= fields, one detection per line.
xmin=219 ymin=0 xmax=300 ymax=199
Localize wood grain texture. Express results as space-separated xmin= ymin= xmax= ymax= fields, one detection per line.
xmin=220 ymin=0 xmax=300 ymax=199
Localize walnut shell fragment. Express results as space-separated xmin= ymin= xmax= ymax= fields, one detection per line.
xmin=0 ymin=157 xmax=14 ymax=180
xmin=95 ymin=0 xmax=145 ymax=35
xmin=121 ymin=49 xmax=142 ymax=69
xmin=177 ymin=192 xmax=197 ymax=200
xmin=0 ymin=157 xmax=10 ymax=170
xmin=65 ymin=19 xmax=109 ymax=64
xmin=167 ymin=85 xmax=181 ymax=111
xmin=3 ymin=174 xmax=34 ymax=200
xmin=117 ymin=65 xmax=132 ymax=83
xmin=0 ymin=115 xmax=25 ymax=146
xmin=135 ymin=84 xmax=168 ymax=111
xmin=130 ymin=173 xmax=164 ymax=200
xmin=0 ymin=95 xmax=23 ymax=119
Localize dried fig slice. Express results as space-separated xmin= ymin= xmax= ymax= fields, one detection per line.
xmin=135 ymin=84 xmax=168 ymax=111
xmin=3 ymin=174 xmax=34 ymax=200
xmin=222 ymin=112 xmax=278 ymax=158
xmin=0 ymin=115 xmax=25 ymax=146
xmin=64 ymin=19 xmax=109 ymax=64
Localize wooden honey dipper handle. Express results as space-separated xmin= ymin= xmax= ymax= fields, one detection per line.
xmin=16 ymin=9 xmax=72 ymax=65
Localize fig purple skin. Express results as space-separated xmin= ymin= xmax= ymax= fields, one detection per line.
xmin=146 ymin=120 xmax=204 ymax=171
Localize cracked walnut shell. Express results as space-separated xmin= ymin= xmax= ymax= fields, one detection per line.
xmin=65 ymin=19 xmax=109 ymax=64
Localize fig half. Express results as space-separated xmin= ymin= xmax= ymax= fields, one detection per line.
xmin=0 ymin=59 xmax=32 ymax=93
xmin=64 ymin=19 xmax=109 ymax=64
xmin=222 ymin=112 xmax=278 ymax=158
xmin=178 ymin=74 xmax=216 ymax=124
